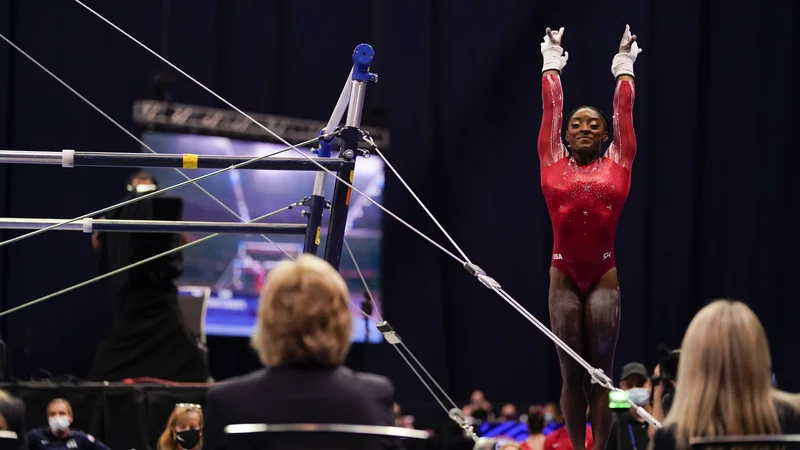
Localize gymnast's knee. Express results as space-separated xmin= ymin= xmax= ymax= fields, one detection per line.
xmin=559 ymin=359 xmax=585 ymax=389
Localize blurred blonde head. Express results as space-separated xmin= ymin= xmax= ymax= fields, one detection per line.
xmin=499 ymin=443 xmax=521 ymax=450
xmin=251 ymin=254 xmax=352 ymax=367
xmin=0 ymin=390 xmax=11 ymax=431
xmin=665 ymin=299 xmax=785 ymax=449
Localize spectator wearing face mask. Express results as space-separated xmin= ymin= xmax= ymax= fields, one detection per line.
xmin=157 ymin=404 xmax=203 ymax=450
xmin=541 ymin=403 xmax=560 ymax=435
xmin=543 ymin=402 xmax=592 ymax=450
xmin=499 ymin=404 xmax=518 ymax=422
xmin=27 ymin=399 xmax=110 ymax=450
xmin=606 ymin=363 xmax=651 ymax=450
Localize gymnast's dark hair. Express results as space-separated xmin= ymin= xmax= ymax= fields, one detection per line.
xmin=562 ymin=106 xmax=613 ymax=151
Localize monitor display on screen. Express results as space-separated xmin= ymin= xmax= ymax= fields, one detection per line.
xmin=141 ymin=131 xmax=384 ymax=343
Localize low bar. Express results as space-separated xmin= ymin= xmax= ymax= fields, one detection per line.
xmin=0 ymin=218 xmax=307 ymax=235
xmin=0 ymin=150 xmax=355 ymax=172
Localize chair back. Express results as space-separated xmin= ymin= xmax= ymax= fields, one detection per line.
xmin=224 ymin=423 xmax=430 ymax=450
xmin=691 ymin=434 xmax=800 ymax=450
xmin=177 ymin=286 xmax=210 ymax=343
xmin=0 ymin=430 xmax=19 ymax=450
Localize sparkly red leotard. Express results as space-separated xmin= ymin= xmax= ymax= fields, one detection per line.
xmin=538 ymin=73 xmax=636 ymax=295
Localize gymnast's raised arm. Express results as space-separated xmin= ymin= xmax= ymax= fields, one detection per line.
xmin=606 ymin=25 xmax=642 ymax=170
xmin=538 ymin=27 xmax=569 ymax=168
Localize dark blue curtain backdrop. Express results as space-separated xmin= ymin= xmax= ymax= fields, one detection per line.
xmin=1 ymin=0 xmax=799 ymax=419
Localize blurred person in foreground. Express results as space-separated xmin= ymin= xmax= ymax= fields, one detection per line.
xmin=0 ymin=390 xmax=25 ymax=450
xmin=650 ymin=299 xmax=800 ymax=450
xmin=202 ymin=254 xmax=397 ymax=450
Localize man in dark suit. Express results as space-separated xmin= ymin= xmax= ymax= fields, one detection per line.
xmin=202 ymin=255 xmax=398 ymax=450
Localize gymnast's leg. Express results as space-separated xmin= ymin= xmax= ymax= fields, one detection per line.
xmin=548 ymin=267 xmax=588 ymax=450
xmin=584 ymin=268 xmax=621 ymax=450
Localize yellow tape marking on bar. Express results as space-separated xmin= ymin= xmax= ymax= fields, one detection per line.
xmin=345 ymin=171 xmax=355 ymax=205
xmin=315 ymin=226 xmax=321 ymax=245
xmin=182 ymin=154 xmax=199 ymax=169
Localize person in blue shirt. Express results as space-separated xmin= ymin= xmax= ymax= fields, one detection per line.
xmin=26 ymin=399 xmax=110 ymax=450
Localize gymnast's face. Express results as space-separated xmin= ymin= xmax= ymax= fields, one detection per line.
xmin=566 ymin=108 xmax=608 ymax=154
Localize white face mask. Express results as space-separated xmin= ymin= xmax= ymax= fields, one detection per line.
xmin=49 ymin=416 xmax=70 ymax=433
xmin=627 ymin=387 xmax=650 ymax=407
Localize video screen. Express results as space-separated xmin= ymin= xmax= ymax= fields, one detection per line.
xmin=141 ymin=131 xmax=384 ymax=343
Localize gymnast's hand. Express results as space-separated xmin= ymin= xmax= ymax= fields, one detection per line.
xmin=612 ymin=24 xmax=642 ymax=79
xmin=541 ymin=26 xmax=568 ymax=73
xmin=617 ymin=24 xmax=642 ymax=59
xmin=545 ymin=26 xmax=564 ymax=47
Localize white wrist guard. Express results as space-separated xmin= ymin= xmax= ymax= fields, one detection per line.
xmin=611 ymin=41 xmax=642 ymax=78
xmin=542 ymin=45 xmax=568 ymax=73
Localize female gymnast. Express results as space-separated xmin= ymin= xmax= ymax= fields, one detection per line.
xmin=537 ymin=25 xmax=642 ymax=450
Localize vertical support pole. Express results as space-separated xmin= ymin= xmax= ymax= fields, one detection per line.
xmin=301 ymin=174 xmax=327 ymax=255
xmin=323 ymin=44 xmax=378 ymax=269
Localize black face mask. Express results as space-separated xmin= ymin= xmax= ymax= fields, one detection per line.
xmin=175 ymin=429 xmax=201 ymax=449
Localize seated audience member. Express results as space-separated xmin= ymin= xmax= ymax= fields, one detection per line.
xmin=520 ymin=406 xmax=546 ymax=450
xmin=499 ymin=403 xmax=518 ymax=422
xmin=469 ymin=390 xmax=494 ymax=422
xmin=157 ymin=404 xmax=203 ymax=450
xmin=543 ymin=403 xmax=592 ymax=450
xmin=651 ymin=300 xmax=800 ymax=450
xmin=607 ymin=362 xmax=651 ymax=450
xmin=392 ymin=403 xmax=414 ymax=429
xmin=27 ymin=399 xmax=110 ymax=450
xmin=542 ymin=403 xmax=559 ymax=435
xmin=202 ymin=255 xmax=397 ymax=450
xmin=0 ymin=390 xmax=25 ymax=450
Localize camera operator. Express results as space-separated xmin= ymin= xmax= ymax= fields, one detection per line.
xmin=648 ymin=349 xmax=679 ymax=439
xmin=88 ymin=171 xmax=208 ymax=382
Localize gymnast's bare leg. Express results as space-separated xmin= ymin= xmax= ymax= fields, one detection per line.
xmin=548 ymin=267 xmax=588 ymax=450
xmin=584 ymin=269 xmax=621 ymax=450
xmin=549 ymin=268 xmax=620 ymax=450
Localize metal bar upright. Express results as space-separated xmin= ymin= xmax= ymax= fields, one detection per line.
xmin=323 ymin=44 xmax=378 ymax=269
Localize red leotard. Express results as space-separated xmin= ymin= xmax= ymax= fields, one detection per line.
xmin=538 ymin=73 xmax=636 ymax=295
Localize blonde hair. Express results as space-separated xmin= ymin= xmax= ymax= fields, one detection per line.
xmin=0 ymin=390 xmax=10 ymax=431
xmin=664 ymin=299 xmax=784 ymax=449
xmin=157 ymin=405 xmax=203 ymax=450
xmin=47 ymin=398 xmax=73 ymax=416
xmin=251 ymin=254 xmax=353 ymax=367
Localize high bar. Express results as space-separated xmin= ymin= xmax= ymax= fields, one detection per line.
xmin=0 ymin=217 xmax=307 ymax=235
xmin=0 ymin=150 xmax=355 ymax=172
